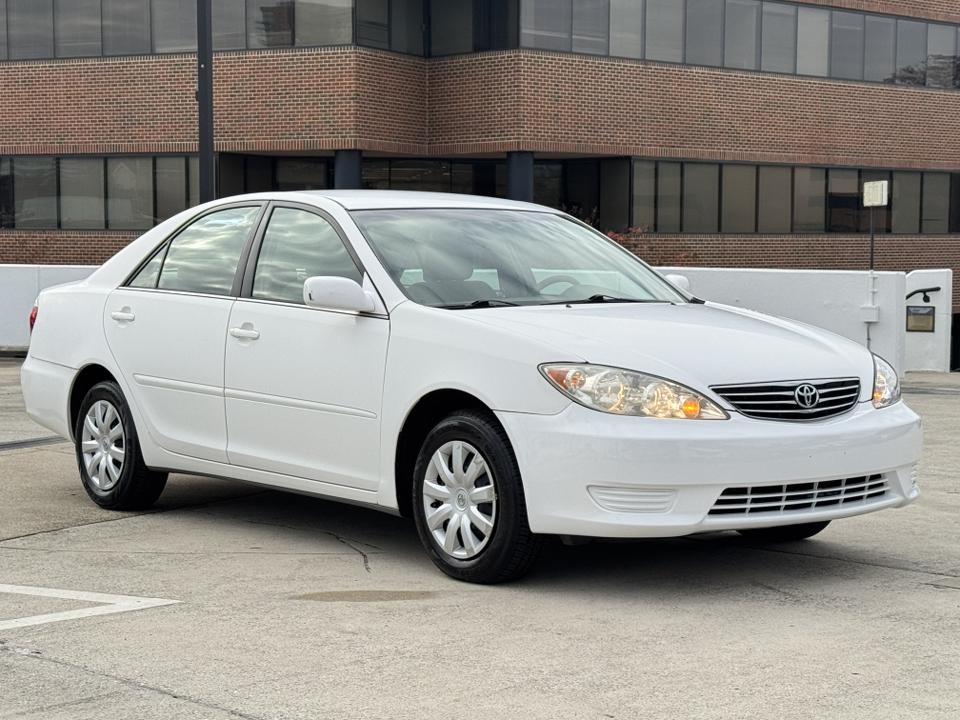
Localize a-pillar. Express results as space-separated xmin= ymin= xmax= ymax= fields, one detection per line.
xmin=507 ymin=151 xmax=534 ymax=203
xmin=334 ymin=150 xmax=363 ymax=189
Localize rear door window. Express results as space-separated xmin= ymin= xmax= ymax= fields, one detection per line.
xmin=155 ymin=206 xmax=261 ymax=295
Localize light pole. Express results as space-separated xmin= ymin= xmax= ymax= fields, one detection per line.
xmin=197 ymin=0 xmax=215 ymax=203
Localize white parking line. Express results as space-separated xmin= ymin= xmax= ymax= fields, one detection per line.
xmin=0 ymin=584 xmax=179 ymax=631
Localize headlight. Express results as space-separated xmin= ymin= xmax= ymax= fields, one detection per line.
xmin=540 ymin=364 xmax=728 ymax=419
xmin=872 ymin=355 xmax=901 ymax=409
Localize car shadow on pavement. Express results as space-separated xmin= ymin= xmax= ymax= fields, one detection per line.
xmin=147 ymin=478 xmax=884 ymax=598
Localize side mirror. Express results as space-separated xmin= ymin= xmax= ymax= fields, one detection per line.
xmin=665 ymin=273 xmax=691 ymax=293
xmin=302 ymin=276 xmax=376 ymax=314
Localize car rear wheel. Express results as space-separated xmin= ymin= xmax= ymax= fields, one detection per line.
xmin=737 ymin=520 xmax=831 ymax=542
xmin=75 ymin=381 xmax=167 ymax=510
xmin=412 ymin=410 xmax=542 ymax=584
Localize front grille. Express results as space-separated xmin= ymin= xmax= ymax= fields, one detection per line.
xmin=708 ymin=474 xmax=888 ymax=516
xmin=711 ymin=377 xmax=860 ymax=421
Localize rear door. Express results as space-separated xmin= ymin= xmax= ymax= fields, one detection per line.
xmin=103 ymin=204 xmax=264 ymax=462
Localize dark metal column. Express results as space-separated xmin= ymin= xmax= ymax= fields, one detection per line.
xmin=197 ymin=0 xmax=215 ymax=203
xmin=334 ymin=150 xmax=363 ymax=189
xmin=507 ymin=151 xmax=534 ymax=203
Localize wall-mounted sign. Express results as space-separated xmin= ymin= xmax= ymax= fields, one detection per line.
xmin=906 ymin=305 xmax=935 ymax=332
xmin=863 ymin=181 xmax=889 ymax=207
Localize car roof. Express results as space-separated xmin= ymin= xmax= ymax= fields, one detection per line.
xmin=246 ymin=190 xmax=557 ymax=213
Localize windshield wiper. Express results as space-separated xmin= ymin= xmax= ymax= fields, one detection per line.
xmin=543 ymin=295 xmax=671 ymax=305
xmin=441 ymin=299 xmax=521 ymax=309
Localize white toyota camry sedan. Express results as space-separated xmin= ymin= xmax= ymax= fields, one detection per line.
xmin=22 ymin=191 xmax=922 ymax=583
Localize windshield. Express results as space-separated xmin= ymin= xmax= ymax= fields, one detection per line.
xmin=350 ymin=209 xmax=686 ymax=308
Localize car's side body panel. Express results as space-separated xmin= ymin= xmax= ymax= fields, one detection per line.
xmin=224 ymin=298 xmax=389 ymax=491
xmin=374 ymin=300 xmax=576 ymax=510
xmin=102 ymin=288 xmax=234 ymax=463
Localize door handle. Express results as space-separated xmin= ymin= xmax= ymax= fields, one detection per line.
xmin=229 ymin=327 xmax=260 ymax=340
xmin=110 ymin=310 xmax=136 ymax=322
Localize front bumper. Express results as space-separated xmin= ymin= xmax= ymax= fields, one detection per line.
xmin=497 ymin=400 xmax=922 ymax=538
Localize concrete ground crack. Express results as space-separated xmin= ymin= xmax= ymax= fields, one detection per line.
xmin=0 ymin=643 xmax=266 ymax=720
xmin=189 ymin=509 xmax=379 ymax=573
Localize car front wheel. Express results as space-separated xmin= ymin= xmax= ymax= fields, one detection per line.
xmin=412 ymin=410 xmax=542 ymax=584
xmin=75 ymin=381 xmax=167 ymax=510
xmin=737 ymin=520 xmax=831 ymax=542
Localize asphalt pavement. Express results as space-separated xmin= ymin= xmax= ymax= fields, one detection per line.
xmin=1 ymin=358 xmax=958 ymax=719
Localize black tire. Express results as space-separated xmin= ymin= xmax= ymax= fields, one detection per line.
xmin=412 ymin=410 xmax=542 ymax=584
xmin=737 ymin=520 xmax=831 ymax=542
xmin=74 ymin=381 xmax=167 ymax=510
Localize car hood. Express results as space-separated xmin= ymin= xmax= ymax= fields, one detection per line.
xmin=465 ymin=302 xmax=875 ymax=396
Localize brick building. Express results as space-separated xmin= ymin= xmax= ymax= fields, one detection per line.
xmin=1 ymin=1 xmax=959 ymax=317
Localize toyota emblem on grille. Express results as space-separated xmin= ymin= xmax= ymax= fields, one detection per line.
xmin=794 ymin=384 xmax=820 ymax=408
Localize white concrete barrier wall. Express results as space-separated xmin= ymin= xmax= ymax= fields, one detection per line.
xmin=0 ymin=265 xmax=97 ymax=351
xmin=1 ymin=264 xmax=952 ymax=373
xmin=658 ymin=267 xmax=910 ymax=374
xmin=905 ymin=269 xmax=953 ymax=372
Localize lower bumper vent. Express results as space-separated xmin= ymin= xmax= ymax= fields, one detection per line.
xmin=709 ymin=475 xmax=888 ymax=516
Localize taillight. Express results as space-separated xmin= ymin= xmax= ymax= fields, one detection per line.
xmin=29 ymin=303 xmax=38 ymax=333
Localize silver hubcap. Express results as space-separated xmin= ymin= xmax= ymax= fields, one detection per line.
xmin=422 ymin=440 xmax=497 ymax=560
xmin=80 ymin=400 xmax=126 ymax=491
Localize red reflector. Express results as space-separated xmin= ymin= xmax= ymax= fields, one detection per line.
xmin=29 ymin=305 xmax=38 ymax=333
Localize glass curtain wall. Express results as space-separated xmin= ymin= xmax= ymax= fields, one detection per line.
xmin=510 ymin=1 xmax=960 ymax=89
xmin=3 ymin=0 xmax=959 ymax=74
xmin=0 ymin=156 xmax=199 ymax=230
xmin=629 ymin=159 xmax=960 ymax=235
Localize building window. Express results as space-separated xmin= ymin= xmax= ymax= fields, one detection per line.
xmin=864 ymin=16 xmax=895 ymax=83
xmin=102 ymin=0 xmax=151 ymax=56
xmin=275 ymin=158 xmax=329 ymax=190
xmin=0 ymin=0 xmax=7 ymax=60
xmin=927 ymin=24 xmax=958 ymax=89
xmin=796 ymin=6 xmax=829 ymax=76
xmin=656 ymin=162 xmax=682 ymax=232
xmin=153 ymin=0 xmax=197 ymax=53
xmin=827 ymin=169 xmax=859 ymax=233
xmin=757 ymin=165 xmax=791 ymax=233
xmin=214 ymin=0 xmax=247 ymax=50
xmin=55 ymin=0 xmax=103 ymax=58
xmin=686 ymin=0 xmax=723 ymax=67
xmin=760 ymin=2 xmax=796 ymax=74
xmin=891 ymin=171 xmax=921 ymax=234
xmin=922 ymin=173 xmax=951 ymax=234
xmin=632 ymin=160 xmax=656 ymax=232
xmin=896 ymin=20 xmax=928 ymax=85
xmin=431 ymin=0 xmax=472 ymax=55
xmin=0 ymin=154 xmax=199 ymax=230
xmin=155 ymin=157 xmax=189 ymax=222
xmin=521 ymin=0 xmax=572 ymax=52
xmin=645 ymin=0 xmax=683 ymax=64
xmin=793 ymin=167 xmax=825 ymax=232
xmin=721 ymin=164 xmax=756 ymax=233
xmin=296 ymin=0 xmax=353 ymax=47
xmin=0 ymin=157 xmax=12 ymax=228
xmin=8 ymin=0 xmax=54 ymax=60
xmin=831 ymin=11 xmax=865 ymax=81
xmin=107 ymin=157 xmax=154 ymax=230
xmin=572 ymin=0 xmax=609 ymax=55
xmin=609 ymin=0 xmax=643 ymax=59
xmin=13 ymin=157 xmax=57 ymax=229
xmin=247 ymin=0 xmax=294 ymax=48
xmin=60 ymin=158 xmax=105 ymax=229
xmin=860 ymin=170 xmax=891 ymax=232
xmin=356 ymin=0 xmax=389 ymax=48
xmin=725 ymin=0 xmax=760 ymax=71
xmin=682 ymin=163 xmax=719 ymax=233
